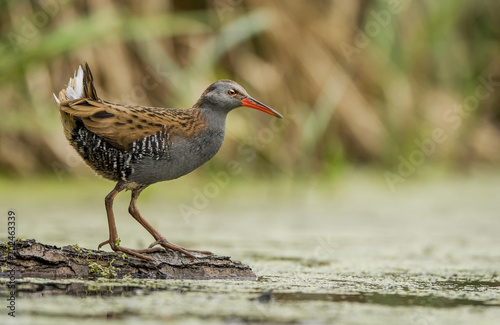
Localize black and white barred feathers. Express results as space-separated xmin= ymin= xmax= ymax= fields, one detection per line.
xmin=72 ymin=125 xmax=171 ymax=181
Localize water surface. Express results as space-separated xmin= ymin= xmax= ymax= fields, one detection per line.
xmin=1 ymin=171 xmax=499 ymax=324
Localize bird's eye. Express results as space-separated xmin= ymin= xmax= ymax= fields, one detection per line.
xmin=228 ymin=89 xmax=236 ymax=96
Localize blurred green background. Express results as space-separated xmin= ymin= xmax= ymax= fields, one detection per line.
xmin=1 ymin=0 xmax=499 ymax=182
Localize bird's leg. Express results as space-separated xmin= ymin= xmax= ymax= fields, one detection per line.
xmin=97 ymin=182 xmax=163 ymax=261
xmin=128 ymin=188 xmax=213 ymax=258
xmin=97 ymin=183 xmax=121 ymax=250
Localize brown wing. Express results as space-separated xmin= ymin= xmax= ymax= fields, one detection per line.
xmin=59 ymin=99 xmax=202 ymax=151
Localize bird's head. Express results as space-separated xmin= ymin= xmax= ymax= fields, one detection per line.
xmin=195 ymin=80 xmax=282 ymax=118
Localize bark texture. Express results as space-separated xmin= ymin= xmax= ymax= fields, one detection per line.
xmin=0 ymin=239 xmax=256 ymax=280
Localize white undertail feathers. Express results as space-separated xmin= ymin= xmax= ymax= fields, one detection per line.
xmin=53 ymin=65 xmax=84 ymax=104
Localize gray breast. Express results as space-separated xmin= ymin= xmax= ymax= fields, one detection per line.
xmin=127 ymin=128 xmax=226 ymax=185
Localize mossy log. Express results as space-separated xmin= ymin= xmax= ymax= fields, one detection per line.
xmin=0 ymin=239 xmax=256 ymax=280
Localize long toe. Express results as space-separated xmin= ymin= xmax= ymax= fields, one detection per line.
xmin=97 ymin=238 xmax=164 ymax=261
xmin=115 ymin=246 xmax=167 ymax=261
xmin=97 ymin=239 xmax=110 ymax=250
xmin=184 ymin=247 xmax=213 ymax=255
xmin=118 ymin=246 xmax=154 ymax=261
xmin=148 ymin=239 xmax=164 ymax=249
xmin=148 ymin=238 xmax=212 ymax=258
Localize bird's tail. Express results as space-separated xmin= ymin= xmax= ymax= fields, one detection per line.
xmin=53 ymin=63 xmax=98 ymax=104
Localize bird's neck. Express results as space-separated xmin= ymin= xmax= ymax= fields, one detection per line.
xmin=196 ymin=106 xmax=228 ymax=133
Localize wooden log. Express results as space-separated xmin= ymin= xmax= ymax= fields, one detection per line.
xmin=0 ymin=239 xmax=256 ymax=280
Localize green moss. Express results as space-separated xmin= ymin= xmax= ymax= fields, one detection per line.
xmin=87 ymin=262 xmax=104 ymax=275
xmin=2 ymin=243 xmax=13 ymax=253
xmin=72 ymin=244 xmax=81 ymax=252
xmin=87 ymin=259 xmax=120 ymax=279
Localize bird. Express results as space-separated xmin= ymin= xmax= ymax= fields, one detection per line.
xmin=53 ymin=63 xmax=282 ymax=261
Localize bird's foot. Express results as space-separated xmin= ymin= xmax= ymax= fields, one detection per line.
xmin=148 ymin=237 xmax=213 ymax=258
xmin=98 ymin=239 xmax=164 ymax=261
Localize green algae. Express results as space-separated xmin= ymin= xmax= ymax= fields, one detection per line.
xmin=1 ymin=173 xmax=500 ymax=323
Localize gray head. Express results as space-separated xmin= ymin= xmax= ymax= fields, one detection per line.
xmin=194 ymin=80 xmax=282 ymax=118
